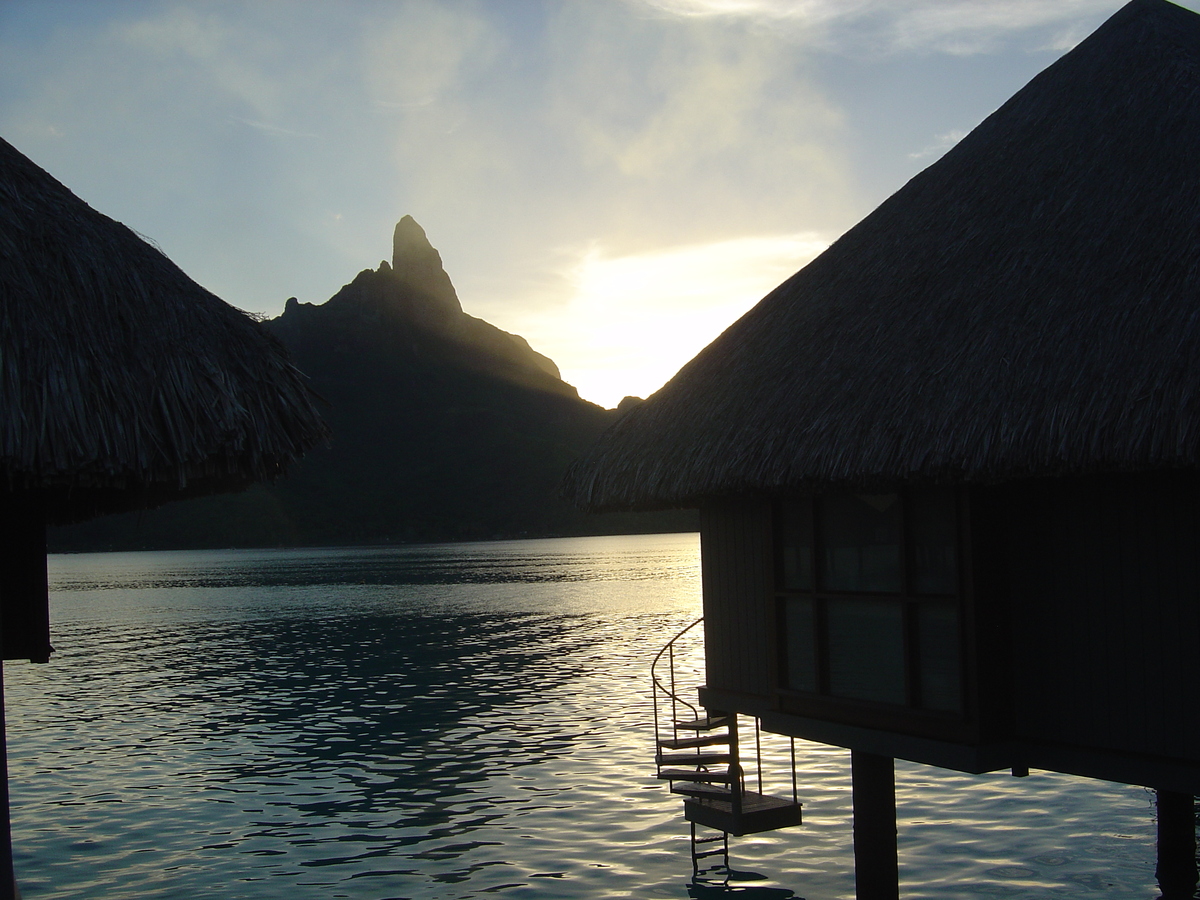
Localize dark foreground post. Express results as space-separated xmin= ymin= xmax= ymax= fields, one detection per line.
xmin=0 ymin=662 xmax=14 ymax=900
xmin=852 ymin=751 xmax=899 ymax=900
xmin=1155 ymin=789 xmax=1198 ymax=899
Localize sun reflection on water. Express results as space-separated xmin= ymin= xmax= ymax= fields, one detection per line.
xmin=3 ymin=534 xmax=1158 ymax=899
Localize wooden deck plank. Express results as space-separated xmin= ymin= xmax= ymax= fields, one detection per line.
xmin=658 ymin=734 xmax=729 ymax=750
xmin=655 ymin=752 xmax=731 ymax=766
xmin=671 ymin=782 xmax=732 ymax=799
xmin=673 ymin=715 xmax=729 ymax=730
xmin=657 ymin=767 xmax=734 ymax=783
xmin=682 ymin=790 xmax=803 ymax=836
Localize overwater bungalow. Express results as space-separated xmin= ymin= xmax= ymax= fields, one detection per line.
xmin=0 ymin=135 xmax=328 ymax=898
xmin=566 ymin=0 xmax=1200 ymax=896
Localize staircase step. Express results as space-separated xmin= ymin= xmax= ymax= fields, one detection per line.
xmin=693 ymin=848 xmax=728 ymax=860
xmin=693 ymin=833 xmax=727 ymax=845
xmin=658 ymin=734 xmax=728 ymax=751
xmin=657 ymin=767 xmax=734 ymax=784
xmin=656 ymin=752 xmax=731 ymax=767
xmin=672 ymin=782 xmax=733 ymax=799
xmin=674 ymin=715 xmax=729 ymax=731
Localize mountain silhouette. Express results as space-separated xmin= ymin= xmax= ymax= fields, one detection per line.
xmin=49 ymin=219 xmax=692 ymax=550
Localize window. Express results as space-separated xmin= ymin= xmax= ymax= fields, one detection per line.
xmin=776 ymin=489 xmax=963 ymax=714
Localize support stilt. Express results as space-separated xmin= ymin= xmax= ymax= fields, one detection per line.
xmin=851 ymin=751 xmax=898 ymax=900
xmin=1155 ymin=789 xmax=1198 ymax=899
xmin=0 ymin=663 xmax=14 ymax=900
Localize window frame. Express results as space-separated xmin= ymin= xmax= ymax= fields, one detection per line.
xmin=773 ymin=488 xmax=972 ymax=737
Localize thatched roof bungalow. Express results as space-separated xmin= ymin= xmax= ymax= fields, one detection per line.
xmin=570 ymin=0 xmax=1200 ymax=510
xmin=0 ymin=135 xmax=327 ymax=895
xmin=567 ymin=0 xmax=1200 ymax=895
xmin=1 ymin=137 xmax=328 ymax=522
xmin=1 ymin=133 xmax=328 ymax=659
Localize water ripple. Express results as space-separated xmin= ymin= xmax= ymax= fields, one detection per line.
xmin=5 ymin=535 xmax=1158 ymax=898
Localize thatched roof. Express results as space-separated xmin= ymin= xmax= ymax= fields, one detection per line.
xmin=1 ymin=136 xmax=328 ymax=523
xmin=566 ymin=0 xmax=1200 ymax=512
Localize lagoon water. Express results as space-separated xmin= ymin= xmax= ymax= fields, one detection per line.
xmin=7 ymin=533 xmax=1158 ymax=899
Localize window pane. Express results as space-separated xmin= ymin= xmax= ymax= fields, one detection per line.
xmin=777 ymin=499 xmax=814 ymax=590
xmin=919 ymin=602 xmax=961 ymax=712
xmin=819 ymin=493 xmax=902 ymax=592
xmin=827 ymin=597 xmax=906 ymax=704
xmin=911 ymin=489 xmax=958 ymax=595
xmin=782 ymin=597 xmax=817 ymax=692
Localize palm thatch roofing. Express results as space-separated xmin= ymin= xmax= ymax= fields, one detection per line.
xmin=566 ymin=0 xmax=1200 ymax=513
xmin=1 ymin=136 xmax=328 ymax=523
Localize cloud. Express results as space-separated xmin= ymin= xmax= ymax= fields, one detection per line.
xmin=909 ymin=129 xmax=968 ymax=160
xmin=118 ymin=5 xmax=289 ymax=121
xmin=535 ymin=4 xmax=851 ymax=250
xmin=0 ymin=2 xmax=410 ymax=309
xmin=360 ymin=2 xmax=501 ymax=109
xmin=635 ymin=0 xmax=869 ymax=25
xmin=634 ymin=0 xmax=1120 ymax=55
xmin=882 ymin=1 xmax=1116 ymax=54
xmin=566 ymin=28 xmax=810 ymax=179
xmin=230 ymin=117 xmax=319 ymax=139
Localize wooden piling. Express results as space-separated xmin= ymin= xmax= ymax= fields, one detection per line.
xmin=1155 ymin=789 xmax=1198 ymax=899
xmin=852 ymin=751 xmax=899 ymax=900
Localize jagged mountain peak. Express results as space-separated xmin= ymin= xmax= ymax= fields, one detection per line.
xmin=274 ymin=217 xmax=577 ymax=398
xmin=391 ymin=215 xmax=462 ymax=317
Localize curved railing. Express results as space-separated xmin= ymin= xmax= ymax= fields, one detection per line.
xmin=651 ymin=617 xmax=704 ymax=755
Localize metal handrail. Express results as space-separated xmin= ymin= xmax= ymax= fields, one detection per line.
xmin=651 ymin=618 xmax=703 ymax=750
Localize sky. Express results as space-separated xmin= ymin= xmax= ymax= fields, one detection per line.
xmin=2 ymin=0 xmax=1194 ymax=409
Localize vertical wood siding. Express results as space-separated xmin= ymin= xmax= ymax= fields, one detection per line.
xmin=1004 ymin=472 xmax=1200 ymax=764
xmin=699 ymin=498 xmax=774 ymax=699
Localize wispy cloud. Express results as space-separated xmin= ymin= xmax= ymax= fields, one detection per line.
xmin=230 ymin=117 xmax=319 ymax=139
xmin=534 ymin=3 xmax=852 ymax=251
xmin=636 ymin=0 xmax=868 ymax=24
xmin=909 ymin=129 xmax=968 ymax=160
xmin=360 ymin=2 xmax=501 ymax=110
xmin=884 ymin=1 xmax=1115 ymax=54
xmin=635 ymin=0 xmax=1119 ymax=55
xmin=119 ymin=6 xmax=288 ymax=120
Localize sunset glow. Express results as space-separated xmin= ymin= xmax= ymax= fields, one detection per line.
xmin=1 ymin=0 xmax=1183 ymax=406
xmin=516 ymin=234 xmax=830 ymax=408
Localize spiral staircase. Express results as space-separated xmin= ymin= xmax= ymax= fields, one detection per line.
xmin=652 ymin=619 xmax=804 ymax=877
